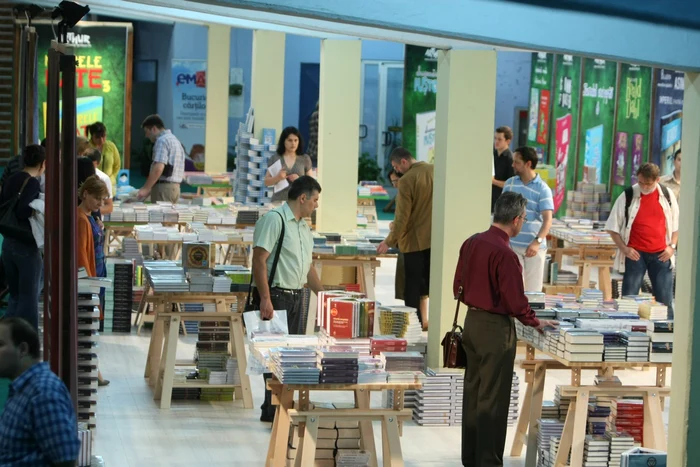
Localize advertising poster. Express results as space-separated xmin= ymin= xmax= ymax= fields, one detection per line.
xmin=172 ymin=60 xmax=207 ymax=155
xmin=402 ymin=46 xmax=437 ymax=158
xmin=612 ymin=132 xmax=628 ymax=186
xmin=547 ymin=54 xmax=582 ymax=217
xmin=527 ymin=52 xmax=554 ymax=161
xmin=36 ymin=22 xmax=130 ymax=160
xmin=651 ymin=69 xmax=684 ymax=175
xmin=611 ymin=63 xmax=652 ymax=201
xmin=577 ymin=58 xmax=617 ymax=187
xmin=415 ymin=111 xmax=436 ymax=163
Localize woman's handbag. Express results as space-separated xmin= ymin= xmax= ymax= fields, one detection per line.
xmin=0 ymin=177 xmax=33 ymax=239
xmin=441 ymin=285 xmax=467 ymax=368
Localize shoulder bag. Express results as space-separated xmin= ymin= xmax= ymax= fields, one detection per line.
xmin=441 ymin=236 xmax=475 ymax=368
xmin=245 ymin=211 xmax=286 ymax=311
xmin=0 ymin=176 xmax=33 ymax=239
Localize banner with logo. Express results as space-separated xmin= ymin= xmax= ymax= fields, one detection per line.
xmin=172 ymin=60 xmax=207 ymax=155
xmin=547 ymin=54 xmax=582 ymax=216
xmin=577 ymin=58 xmax=617 ymax=187
xmin=527 ymin=52 xmax=554 ymax=162
xmin=610 ymin=63 xmax=653 ymax=201
xmin=403 ymin=46 xmax=437 ymax=161
xmin=651 ymin=69 xmax=684 ymax=176
xmin=35 ymin=21 xmax=130 ymax=161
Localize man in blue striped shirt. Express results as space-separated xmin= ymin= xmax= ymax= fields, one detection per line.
xmin=502 ymin=147 xmax=554 ymax=292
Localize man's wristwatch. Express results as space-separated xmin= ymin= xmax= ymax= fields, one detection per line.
xmin=670 ymin=244 xmax=677 ymax=250
xmin=535 ymin=237 xmax=543 ymax=244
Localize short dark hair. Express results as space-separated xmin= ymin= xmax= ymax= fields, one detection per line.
xmin=23 ymin=144 xmax=46 ymax=168
xmin=84 ymin=147 xmax=102 ymax=165
xmin=514 ymin=146 xmax=538 ymax=170
xmin=276 ymin=127 xmax=305 ymax=156
xmin=141 ymin=114 xmax=165 ymax=129
xmin=493 ymin=191 xmax=527 ymax=225
xmin=673 ymin=149 xmax=681 ymax=160
xmin=637 ymin=162 xmax=660 ymax=180
xmin=389 ymin=147 xmax=414 ymax=164
xmin=86 ymin=122 xmax=107 ymax=139
xmin=0 ymin=317 xmax=40 ymax=359
xmin=77 ymin=157 xmax=96 ymax=189
xmin=288 ymin=176 xmax=321 ymax=201
xmin=496 ymin=126 xmax=513 ymax=141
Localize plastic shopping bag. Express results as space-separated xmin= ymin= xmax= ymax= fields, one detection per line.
xmin=242 ymin=310 xmax=289 ymax=341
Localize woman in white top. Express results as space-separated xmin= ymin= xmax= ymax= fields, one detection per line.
xmin=264 ymin=126 xmax=313 ymax=202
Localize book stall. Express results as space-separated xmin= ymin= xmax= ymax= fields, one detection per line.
xmin=510 ymin=291 xmax=673 ymax=467
xmin=357 ymin=182 xmax=390 ymax=230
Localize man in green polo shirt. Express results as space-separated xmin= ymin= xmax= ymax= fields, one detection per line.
xmin=252 ymin=175 xmax=323 ymax=422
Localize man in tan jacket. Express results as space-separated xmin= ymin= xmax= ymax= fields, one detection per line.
xmin=377 ymin=147 xmax=434 ymax=328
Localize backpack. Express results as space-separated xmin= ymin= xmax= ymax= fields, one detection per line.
xmin=624 ymin=185 xmax=672 ymax=227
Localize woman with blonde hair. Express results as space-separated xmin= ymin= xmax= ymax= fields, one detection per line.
xmin=86 ymin=122 xmax=121 ymax=186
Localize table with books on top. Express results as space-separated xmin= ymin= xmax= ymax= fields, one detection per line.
xmin=546 ymin=219 xmax=617 ymax=300
xmin=511 ymin=292 xmax=673 ymax=467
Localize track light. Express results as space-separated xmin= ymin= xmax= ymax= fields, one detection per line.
xmin=51 ymin=1 xmax=90 ymax=29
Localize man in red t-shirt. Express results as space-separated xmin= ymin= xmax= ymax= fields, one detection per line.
xmin=605 ymin=163 xmax=679 ymax=319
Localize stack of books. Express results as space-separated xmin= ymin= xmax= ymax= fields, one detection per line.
xmin=509 ymin=372 xmax=520 ymax=426
xmin=614 ymin=400 xmax=644 ymax=443
xmin=616 ymin=298 xmax=640 ymax=314
xmin=111 ymin=260 xmax=133 ymax=333
xmin=649 ymin=321 xmax=673 ymax=363
xmin=620 ymin=332 xmax=651 ymax=362
xmin=587 ymin=404 xmax=612 ymax=435
xmin=270 ymin=348 xmax=320 ymax=384
xmin=554 ymin=386 xmax=574 ymax=420
xmin=381 ymin=351 xmax=424 ymax=372
xmin=541 ymin=401 xmax=560 ymax=420
xmin=76 ymin=284 xmax=101 ymax=430
xmin=562 ymin=329 xmax=604 ymax=362
xmin=212 ymin=274 xmax=233 ymax=293
xmin=226 ymin=358 xmax=241 ymax=386
xmin=639 ymin=302 xmax=668 ymax=320
xmin=537 ymin=419 xmax=566 ymax=466
xmin=335 ymin=450 xmax=371 ymax=467
xmin=377 ymin=306 xmax=423 ymax=344
xmin=188 ymin=270 xmax=214 ymax=293
xmin=357 ymin=356 xmax=386 ymax=384
xmin=197 ymin=321 xmax=230 ymax=353
xmin=602 ymin=332 xmax=627 ymax=362
xmin=583 ymin=435 xmax=611 ymax=466
xmin=324 ymin=298 xmax=375 ymax=339
xmin=122 ymin=237 xmax=143 ymax=265
xmin=370 ymin=336 xmax=407 ymax=356
xmin=595 ymin=375 xmax=622 ymax=387
xmin=317 ymin=346 xmax=359 ymax=384
xmin=607 ymin=431 xmax=635 ymax=467
xmin=145 ymin=262 xmax=189 ymax=292
xmin=566 ymin=181 xmax=611 ymax=221
xmin=411 ymin=368 xmax=462 ymax=426
xmin=526 ymin=292 xmax=546 ymax=309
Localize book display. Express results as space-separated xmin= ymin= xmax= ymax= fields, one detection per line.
xmin=234 ymin=110 xmax=274 ymax=205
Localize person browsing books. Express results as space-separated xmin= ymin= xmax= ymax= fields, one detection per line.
xmin=264 ymin=126 xmax=314 ymax=202
xmin=251 ymin=176 xmax=324 ymax=422
xmin=453 ymin=191 xmax=557 ymax=467
xmin=0 ymin=318 xmax=80 ymax=466
xmin=605 ymin=163 xmax=679 ymax=319
xmin=137 ymin=114 xmax=185 ymax=203
xmin=502 ymin=146 xmax=554 ymax=292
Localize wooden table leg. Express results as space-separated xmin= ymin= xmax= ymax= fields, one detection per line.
xmin=296 ymin=414 xmax=319 ymax=467
xmin=555 ymin=401 xmax=576 ymax=467
xmin=230 ymin=313 xmax=253 ymax=409
xmin=270 ymin=388 xmax=294 ymax=467
xmin=135 ymin=281 xmax=151 ymax=330
xmin=656 ymin=365 xmax=667 ymax=409
xmin=510 ymin=375 xmax=533 ymax=456
xmin=569 ymin=389 xmax=591 ymax=467
xmin=524 ymin=363 xmax=546 ymax=467
xmin=643 ymin=389 xmax=667 ymax=450
xmin=382 ymin=414 xmax=404 ymax=467
xmin=362 ymin=262 xmax=376 ymax=300
xmin=571 ymin=368 xmax=581 ymax=386
xmin=393 ymin=389 xmax=405 ymax=436
xmin=355 ymin=389 xmax=378 ymax=466
xmin=579 ymin=263 xmax=591 ymax=289
xmin=145 ymin=301 xmax=165 ymax=382
xmin=598 ymin=265 xmax=612 ymax=300
xmin=155 ymin=315 xmax=180 ymax=409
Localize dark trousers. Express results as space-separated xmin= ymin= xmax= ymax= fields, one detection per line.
xmin=2 ymin=237 xmax=42 ymax=330
xmin=461 ymin=310 xmax=516 ymax=467
xmin=253 ymin=287 xmax=305 ymax=418
xmin=403 ymin=248 xmax=431 ymax=324
xmin=622 ymin=251 xmax=674 ymax=320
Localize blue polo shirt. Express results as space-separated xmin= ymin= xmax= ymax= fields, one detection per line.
xmin=502 ymin=174 xmax=554 ymax=249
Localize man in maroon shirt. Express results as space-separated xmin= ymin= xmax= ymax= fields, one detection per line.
xmin=453 ymin=191 xmax=556 ymax=467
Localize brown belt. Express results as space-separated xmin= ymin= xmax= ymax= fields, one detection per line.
xmin=468 ymin=307 xmax=488 ymax=312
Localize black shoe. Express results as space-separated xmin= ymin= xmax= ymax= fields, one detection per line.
xmin=260 ymin=412 xmax=274 ymax=423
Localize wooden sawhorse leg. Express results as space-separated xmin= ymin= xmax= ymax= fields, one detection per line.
xmin=643 ymin=389 xmax=667 ymax=450
xmin=266 ymin=384 xmax=294 ymax=467
xmin=134 ymin=281 xmax=151 ymax=332
xmin=145 ymin=301 xmax=165 ymax=383
xmin=154 ymin=315 xmax=180 ymax=409
xmin=524 ymin=363 xmax=546 ymax=467
xmin=381 ymin=414 xmax=404 ymax=467
xmin=225 ymin=304 xmax=253 ymax=409
xmin=355 ymin=389 xmax=378 ymax=466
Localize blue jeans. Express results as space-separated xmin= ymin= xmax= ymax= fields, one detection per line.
xmin=622 ymin=251 xmax=674 ymax=320
xmin=2 ymin=237 xmax=42 ymax=330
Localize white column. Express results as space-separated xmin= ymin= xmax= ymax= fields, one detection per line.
xmin=204 ymin=24 xmax=231 ymax=173
xmin=316 ymin=39 xmax=362 ymax=232
xmin=668 ymin=72 xmax=700 ymax=466
xmin=250 ymin=30 xmax=285 ymax=142
xmin=426 ymin=49 xmax=497 ymax=369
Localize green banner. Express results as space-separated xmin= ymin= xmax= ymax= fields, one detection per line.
xmin=35 ymin=22 xmax=130 ymax=162
xmin=527 ymin=52 xmax=554 ymax=162
xmin=547 ymin=54 xmax=582 ymax=217
xmin=402 ymin=46 xmax=437 ymax=163
xmin=577 ymin=58 xmax=618 ymax=188
xmin=610 ymin=64 xmax=653 ymax=202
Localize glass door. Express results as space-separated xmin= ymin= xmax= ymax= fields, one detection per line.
xmin=360 ymin=61 xmax=404 ymax=179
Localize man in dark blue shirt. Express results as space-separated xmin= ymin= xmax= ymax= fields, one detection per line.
xmin=0 ymin=318 xmax=80 ymax=466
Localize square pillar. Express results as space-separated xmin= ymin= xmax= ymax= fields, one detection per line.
xmin=204 ymin=24 xmax=231 ymax=173
xmin=251 ymin=30 xmax=285 ymax=142
xmin=316 ymin=39 xmax=361 ymax=232
xmin=426 ymin=49 xmax=496 ymax=368
xmin=668 ymin=72 xmax=700 ymax=466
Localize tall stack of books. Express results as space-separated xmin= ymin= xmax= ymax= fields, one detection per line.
xmin=270 ymin=348 xmax=320 ymax=384
xmin=649 ymin=321 xmax=673 ymax=363
xmin=562 ymin=329 xmax=604 ymax=362
xmin=317 ymin=347 xmax=359 ymax=384
xmin=76 ymin=283 xmax=101 ymax=430
xmin=509 ymin=372 xmax=520 ymax=426
xmin=607 ymin=431 xmax=635 ymax=467
xmin=377 ymin=306 xmax=423 ymax=344
xmin=614 ymin=400 xmax=644 ymax=443
xmin=620 ymin=332 xmax=651 ymax=362
xmin=233 ymin=111 xmax=274 ymax=205
xmin=537 ymin=419 xmax=566 ymax=466
xmin=583 ymin=435 xmax=611 ymax=466
xmin=410 ymin=368 xmax=462 ymax=426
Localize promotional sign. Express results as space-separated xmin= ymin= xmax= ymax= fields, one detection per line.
xmin=172 ymin=60 xmax=207 ymax=155
xmin=611 ymin=63 xmax=652 ymax=200
xmin=36 ymin=22 xmax=130 ymax=160
xmin=547 ymin=54 xmax=582 ymax=216
xmin=577 ymin=58 xmax=617 ymax=186
xmin=651 ymin=69 xmax=684 ymax=175
xmin=402 ymin=46 xmax=437 ymax=159
xmin=527 ymin=52 xmax=554 ymax=161
xmin=415 ymin=111 xmax=436 ymax=163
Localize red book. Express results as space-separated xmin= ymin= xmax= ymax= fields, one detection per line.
xmin=329 ymin=300 xmax=356 ymax=339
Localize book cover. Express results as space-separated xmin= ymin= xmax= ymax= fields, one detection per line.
xmin=329 ymin=300 xmax=356 ymax=339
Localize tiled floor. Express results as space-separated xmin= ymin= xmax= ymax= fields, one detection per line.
xmin=93 ymin=232 xmax=669 ymax=466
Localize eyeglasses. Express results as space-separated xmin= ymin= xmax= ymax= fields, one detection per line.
xmin=518 ymin=215 xmax=527 ymax=223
